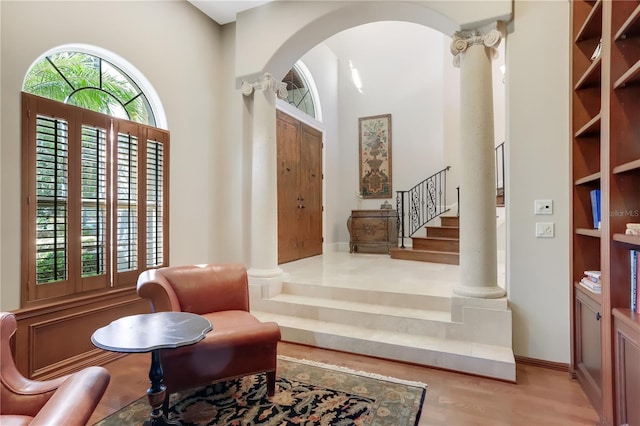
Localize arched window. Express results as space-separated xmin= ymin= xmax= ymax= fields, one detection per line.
xmin=24 ymin=51 xmax=156 ymax=126
xmin=282 ymin=63 xmax=318 ymax=119
xmin=21 ymin=48 xmax=169 ymax=304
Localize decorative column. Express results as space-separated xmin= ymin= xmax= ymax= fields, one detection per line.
xmin=450 ymin=23 xmax=506 ymax=299
xmin=242 ymin=73 xmax=288 ymax=280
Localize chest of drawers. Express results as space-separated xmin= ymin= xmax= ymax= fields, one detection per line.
xmin=347 ymin=209 xmax=398 ymax=253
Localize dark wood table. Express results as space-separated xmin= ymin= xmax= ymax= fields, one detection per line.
xmin=92 ymin=312 xmax=212 ymax=426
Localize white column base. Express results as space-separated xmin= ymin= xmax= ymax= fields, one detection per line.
xmin=453 ymin=283 xmax=505 ymax=299
xmin=247 ymin=268 xmax=290 ymax=310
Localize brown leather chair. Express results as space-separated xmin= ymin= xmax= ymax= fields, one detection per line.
xmin=1 ymin=312 xmax=110 ymax=426
xmin=136 ymin=264 xmax=281 ymax=406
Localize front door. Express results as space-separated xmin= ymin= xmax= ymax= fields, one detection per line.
xmin=277 ymin=110 xmax=323 ymax=264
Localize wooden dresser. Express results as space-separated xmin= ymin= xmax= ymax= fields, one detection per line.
xmin=347 ymin=209 xmax=398 ymax=253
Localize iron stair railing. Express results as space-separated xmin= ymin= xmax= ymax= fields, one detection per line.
xmin=396 ymin=166 xmax=451 ymax=249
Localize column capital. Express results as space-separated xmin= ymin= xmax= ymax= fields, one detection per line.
xmin=450 ymin=21 xmax=506 ymax=67
xmin=241 ymin=72 xmax=288 ymax=99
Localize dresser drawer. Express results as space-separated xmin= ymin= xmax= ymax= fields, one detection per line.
xmin=351 ymin=219 xmax=388 ymax=242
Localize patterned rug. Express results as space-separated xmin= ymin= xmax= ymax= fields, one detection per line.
xmin=95 ymin=355 xmax=427 ymax=426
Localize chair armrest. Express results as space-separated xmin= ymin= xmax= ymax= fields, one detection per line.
xmin=207 ymin=320 xmax=281 ymax=347
xmin=30 ymin=366 xmax=110 ymax=426
xmin=1 ymin=373 xmax=69 ymax=417
xmin=137 ymin=269 xmax=181 ymax=312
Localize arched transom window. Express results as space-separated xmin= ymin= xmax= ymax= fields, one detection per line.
xmin=282 ymin=64 xmax=317 ymax=119
xmin=24 ymin=51 xmax=156 ymax=126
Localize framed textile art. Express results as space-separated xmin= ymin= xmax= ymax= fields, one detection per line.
xmin=359 ymin=114 xmax=392 ymax=199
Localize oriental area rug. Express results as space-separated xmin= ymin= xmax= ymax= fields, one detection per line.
xmin=95 ymin=356 xmax=427 ymax=426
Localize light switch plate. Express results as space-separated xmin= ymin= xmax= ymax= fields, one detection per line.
xmin=534 ymin=199 xmax=553 ymax=215
xmin=536 ymin=222 xmax=554 ymax=238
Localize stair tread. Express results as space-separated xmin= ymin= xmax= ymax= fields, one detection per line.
xmin=391 ymin=248 xmax=459 ymax=255
xmin=252 ymin=310 xmax=514 ymax=361
xmin=411 ymin=236 xmax=459 ymax=241
xmin=268 ymin=293 xmax=451 ymax=321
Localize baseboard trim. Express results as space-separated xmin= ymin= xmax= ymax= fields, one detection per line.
xmin=515 ymin=355 xmax=568 ymax=372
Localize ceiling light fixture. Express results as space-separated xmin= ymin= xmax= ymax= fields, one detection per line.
xmin=349 ymin=60 xmax=363 ymax=93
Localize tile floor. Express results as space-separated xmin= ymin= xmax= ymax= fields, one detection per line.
xmin=278 ymin=250 xmax=505 ymax=298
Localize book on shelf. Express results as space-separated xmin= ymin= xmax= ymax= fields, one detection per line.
xmin=590 ymin=189 xmax=601 ymax=230
xmin=580 ymin=278 xmax=602 ymax=294
xmin=584 ymin=270 xmax=601 ymax=283
xmin=626 ymin=223 xmax=640 ymax=236
xmin=632 ymin=250 xmax=639 ymax=312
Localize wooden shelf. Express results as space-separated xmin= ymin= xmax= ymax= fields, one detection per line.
xmin=576 ymin=0 xmax=603 ymax=42
xmin=614 ymin=3 xmax=640 ymax=40
xmin=576 ymin=228 xmax=602 ymax=238
xmin=575 ymin=112 xmax=601 ymax=138
xmin=575 ymin=57 xmax=602 ymax=90
xmin=612 ymin=158 xmax=640 ymax=174
xmin=571 ymin=2 xmax=640 ymax=422
xmin=613 ymin=233 xmax=640 ymax=247
xmin=575 ymin=171 xmax=601 ymax=185
xmin=612 ymin=308 xmax=640 ymax=329
xmin=613 ymin=59 xmax=640 ymax=89
xmin=576 ymin=281 xmax=603 ymax=304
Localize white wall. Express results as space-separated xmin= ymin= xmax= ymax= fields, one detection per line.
xmin=326 ymin=22 xmax=449 ymax=243
xmin=506 ymin=0 xmax=570 ymax=362
xmin=0 ymin=1 xmax=227 ymax=310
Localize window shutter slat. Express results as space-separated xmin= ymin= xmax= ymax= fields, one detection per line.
xmin=146 ymin=140 xmax=164 ymax=268
xmin=35 ymin=115 xmax=68 ymax=284
xmin=80 ymin=124 xmax=107 ymax=278
xmin=116 ymin=132 xmax=138 ymax=272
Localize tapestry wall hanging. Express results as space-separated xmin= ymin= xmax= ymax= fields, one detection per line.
xmin=359 ymin=114 xmax=392 ymax=198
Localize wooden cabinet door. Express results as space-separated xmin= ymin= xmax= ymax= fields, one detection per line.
xmin=575 ymin=287 xmax=603 ymax=414
xmin=277 ymin=111 xmax=322 ymax=263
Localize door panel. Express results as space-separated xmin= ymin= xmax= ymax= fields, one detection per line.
xmin=276 ymin=111 xmax=323 ymax=263
xmin=277 ymin=112 xmax=301 ymax=264
xmin=299 ymin=124 xmax=323 ymax=258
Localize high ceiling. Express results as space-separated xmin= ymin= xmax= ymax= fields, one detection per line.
xmin=188 ymin=1 xmax=273 ymax=25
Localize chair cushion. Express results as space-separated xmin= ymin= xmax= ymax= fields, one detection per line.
xmin=159 ymin=310 xmax=280 ymax=393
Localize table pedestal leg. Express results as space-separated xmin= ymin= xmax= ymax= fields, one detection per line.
xmin=143 ymin=349 xmax=179 ymax=426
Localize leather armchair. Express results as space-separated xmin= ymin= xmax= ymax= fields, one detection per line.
xmin=1 ymin=312 xmax=110 ymax=426
xmin=136 ymin=263 xmax=281 ymax=402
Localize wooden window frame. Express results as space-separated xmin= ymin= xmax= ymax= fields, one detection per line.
xmin=21 ymin=92 xmax=169 ymax=306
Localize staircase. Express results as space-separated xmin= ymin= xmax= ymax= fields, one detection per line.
xmin=248 ymin=252 xmax=515 ymax=382
xmin=390 ymin=215 xmax=459 ymax=264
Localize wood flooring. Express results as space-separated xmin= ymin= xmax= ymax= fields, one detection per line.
xmin=89 ymin=342 xmax=599 ymax=425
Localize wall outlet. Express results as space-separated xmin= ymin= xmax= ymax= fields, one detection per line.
xmin=534 ymin=199 xmax=553 ymax=215
xmin=536 ymin=222 xmax=554 ymax=238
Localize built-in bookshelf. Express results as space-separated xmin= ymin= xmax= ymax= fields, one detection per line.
xmin=571 ymin=1 xmax=640 ymax=425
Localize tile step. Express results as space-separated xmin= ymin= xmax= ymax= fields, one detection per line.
xmin=252 ymin=311 xmax=516 ymax=381
xmin=260 ymin=293 xmax=451 ymax=327
xmin=280 ymin=282 xmax=451 ymax=312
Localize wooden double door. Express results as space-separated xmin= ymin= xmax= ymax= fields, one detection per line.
xmin=277 ymin=110 xmax=323 ymax=264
